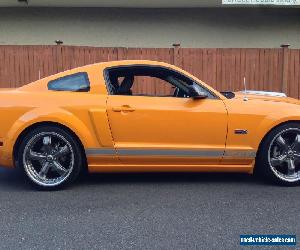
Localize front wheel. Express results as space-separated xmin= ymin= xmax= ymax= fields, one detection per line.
xmin=17 ymin=126 xmax=83 ymax=190
xmin=256 ymin=123 xmax=300 ymax=186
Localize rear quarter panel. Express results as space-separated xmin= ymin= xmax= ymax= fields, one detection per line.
xmin=0 ymin=64 xmax=112 ymax=167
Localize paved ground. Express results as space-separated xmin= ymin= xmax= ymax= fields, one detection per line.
xmin=0 ymin=168 xmax=299 ymax=250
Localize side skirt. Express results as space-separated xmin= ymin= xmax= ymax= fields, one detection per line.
xmin=88 ymin=163 xmax=254 ymax=174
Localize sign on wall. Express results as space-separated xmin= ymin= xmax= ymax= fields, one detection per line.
xmin=222 ymin=0 xmax=300 ymax=5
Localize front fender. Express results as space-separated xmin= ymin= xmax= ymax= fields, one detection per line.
xmin=225 ymin=99 xmax=300 ymax=156
xmin=254 ymin=113 xmax=300 ymax=149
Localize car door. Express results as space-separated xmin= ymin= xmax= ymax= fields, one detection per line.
xmin=105 ymin=65 xmax=228 ymax=166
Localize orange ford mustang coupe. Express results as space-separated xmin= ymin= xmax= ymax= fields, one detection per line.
xmin=0 ymin=60 xmax=299 ymax=190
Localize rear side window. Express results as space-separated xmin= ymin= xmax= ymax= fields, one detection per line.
xmin=48 ymin=72 xmax=90 ymax=92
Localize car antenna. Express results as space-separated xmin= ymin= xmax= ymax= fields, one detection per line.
xmin=243 ymin=76 xmax=248 ymax=101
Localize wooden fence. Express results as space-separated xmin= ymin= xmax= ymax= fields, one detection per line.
xmin=0 ymin=45 xmax=299 ymax=98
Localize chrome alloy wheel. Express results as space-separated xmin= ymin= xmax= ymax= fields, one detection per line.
xmin=268 ymin=128 xmax=300 ymax=183
xmin=22 ymin=132 xmax=75 ymax=187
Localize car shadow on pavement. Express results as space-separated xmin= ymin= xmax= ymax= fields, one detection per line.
xmin=0 ymin=168 xmax=32 ymax=191
xmin=0 ymin=167 xmax=270 ymax=191
xmin=77 ymin=171 xmax=267 ymax=187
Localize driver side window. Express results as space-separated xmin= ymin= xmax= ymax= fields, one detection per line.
xmin=105 ymin=65 xmax=214 ymax=98
xmin=130 ymin=76 xmax=174 ymax=97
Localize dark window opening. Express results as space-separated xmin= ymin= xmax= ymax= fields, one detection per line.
xmin=105 ymin=65 xmax=215 ymax=99
xmin=48 ymin=72 xmax=90 ymax=92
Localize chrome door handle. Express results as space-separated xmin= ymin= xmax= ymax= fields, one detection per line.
xmin=112 ymin=105 xmax=135 ymax=112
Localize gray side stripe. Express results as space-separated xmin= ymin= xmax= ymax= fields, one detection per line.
xmin=85 ymin=148 xmax=257 ymax=158
xmin=85 ymin=148 xmax=115 ymax=155
xmin=224 ymin=150 xmax=257 ymax=158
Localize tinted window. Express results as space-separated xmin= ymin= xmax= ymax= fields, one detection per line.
xmin=105 ymin=65 xmax=216 ymax=99
xmin=48 ymin=72 xmax=90 ymax=92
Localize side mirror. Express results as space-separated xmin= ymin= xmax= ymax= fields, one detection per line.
xmin=187 ymin=84 xmax=208 ymax=99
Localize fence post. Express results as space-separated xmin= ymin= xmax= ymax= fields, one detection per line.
xmin=281 ymin=44 xmax=290 ymax=94
xmin=172 ymin=43 xmax=181 ymax=66
xmin=117 ymin=47 xmax=127 ymax=61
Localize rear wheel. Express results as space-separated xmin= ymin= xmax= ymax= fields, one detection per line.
xmin=17 ymin=126 xmax=83 ymax=190
xmin=256 ymin=123 xmax=300 ymax=186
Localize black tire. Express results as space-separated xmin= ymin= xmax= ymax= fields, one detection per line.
xmin=17 ymin=125 xmax=83 ymax=190
xmin=255 ymin=122 xmax=300 ymax=186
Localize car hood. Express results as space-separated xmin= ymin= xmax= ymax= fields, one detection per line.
xmin=233 ymin=91 xmax=300 ymax=105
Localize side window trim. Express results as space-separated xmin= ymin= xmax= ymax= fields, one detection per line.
xmin=103 ymin=69 xmax=115 ymax=95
